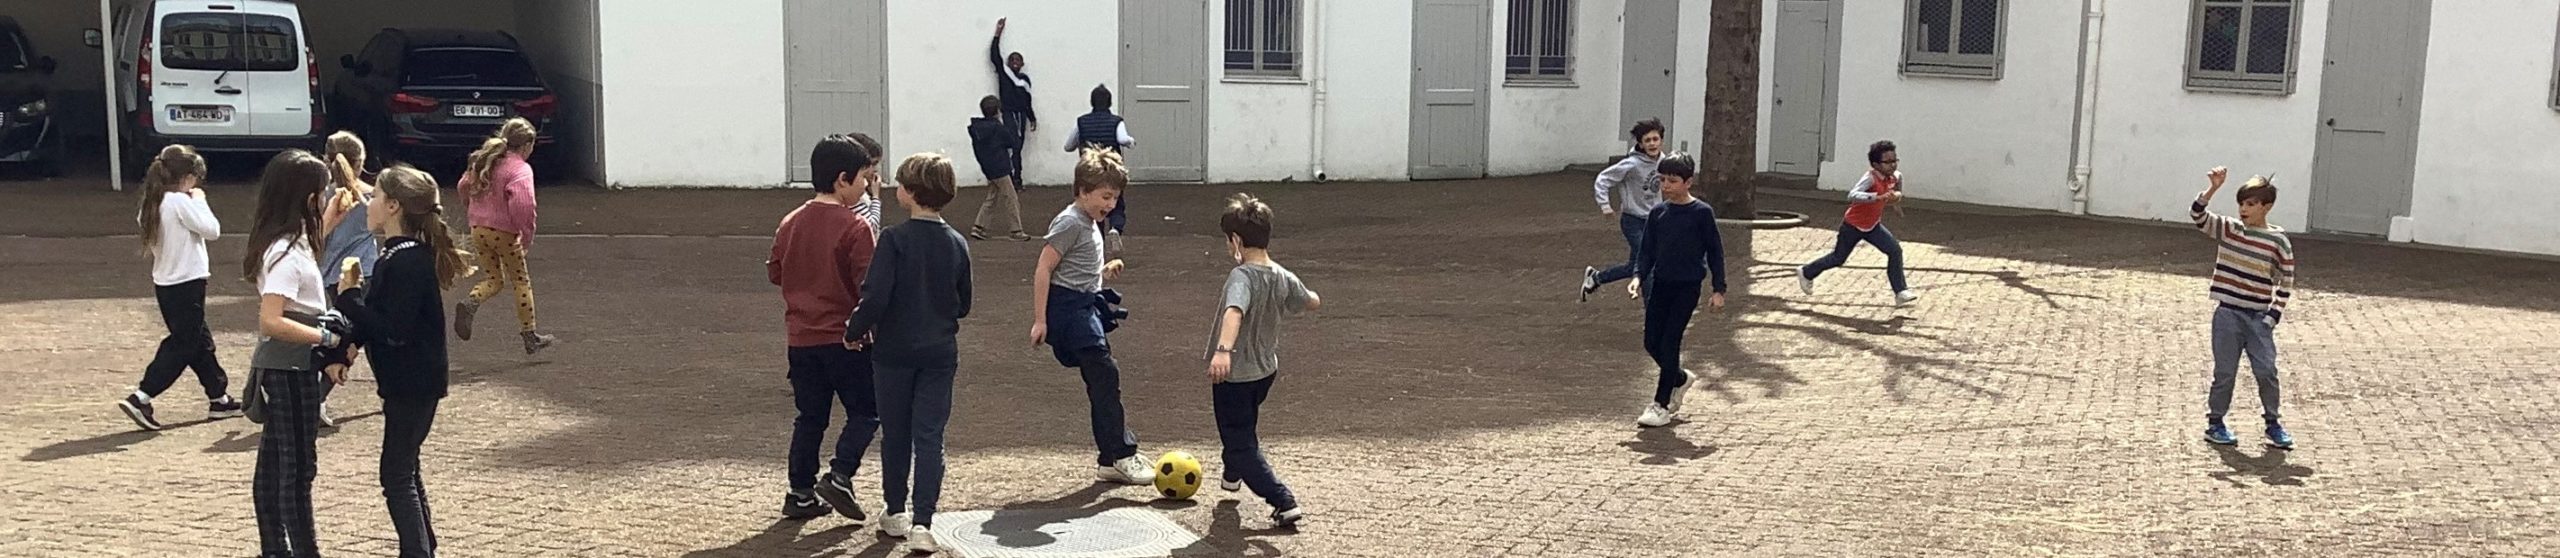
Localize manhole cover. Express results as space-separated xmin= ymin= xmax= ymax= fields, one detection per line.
xmin=932 ymin=507 xmax=1202 ymax=558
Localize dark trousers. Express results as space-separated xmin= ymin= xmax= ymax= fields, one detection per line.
xmin=1642 ymin=280 xmax=1702 ymax=406
xmin=141 ymin=279 xmax=230 ymax=400
xmin=1107 ymin=196 xmax=1127 ymax=234
xmin=1000 ymin=111 xmax=1030 ymax=187
xmin=1593 ymin=214 xmax=1646 ymax=286
xmin=1075 ymin=346 xmax=1141 ymax=466
xmin=788 ymin=345 xmax=879 ymax=492
xmin=1214 ymin=376 xmax=1296 ymax=510
xmin=380 ymin=397 xmax=440 ymax=558
xmin=253 ymin=368 xmax=324 ymax=558
xmin=875 ymin=362 xmax=955 ymax=527
xmin=1801 ymin=223 xmax=1910 ymax=292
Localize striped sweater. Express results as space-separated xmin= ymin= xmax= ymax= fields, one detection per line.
xmin=2191 ymin=196 xmax=2296 ymax=323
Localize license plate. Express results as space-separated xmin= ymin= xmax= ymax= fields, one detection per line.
xmin=452 ymin=104 xmax=506 ymax=118
xmin=169 ymin=106 xmax=233 ymax=123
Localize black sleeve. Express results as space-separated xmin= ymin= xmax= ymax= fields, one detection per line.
xmin=955 ymin=239 xmax=974 ymax=320
xmin=847 ymin=230 xmax=900 ymax=341
xmin=989 ymin=34 xmax=1007 ymax=79
xmin=335 ymin=251 xmax=431 ymax=350
xmin=1703 ymin=210 xmax=1729 ymax=294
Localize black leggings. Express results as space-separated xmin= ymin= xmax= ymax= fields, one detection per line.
xmin=380 ymin=397 xmax=440 ymax=557
xmin=139 ymin=279 xmax=229 ymax=400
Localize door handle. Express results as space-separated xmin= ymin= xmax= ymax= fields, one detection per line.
xmin=2324 ymin=118 xmax=2335 ymax=127
xmin=216 ymin=86 xmax=244 ymax=95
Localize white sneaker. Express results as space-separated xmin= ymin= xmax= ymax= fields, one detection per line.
xmin=908 ymin=525 xmax=939 ymax=553
xmin=317 ymin=402 xmax=338 ymax=428
xmin=1796 ymin=266 xmax=1815 ymax=295
xmin=1220 ymin=478 xmax=1245 ymax=493
xmin=1270 ymin=507 xmax=1304 ymax=529
xmin=1578 ymin=266 xmax=1599 ymax=302
xmin=880 ymin=512 xmax=913 ymax=538
xmin=1097 ymin=455 xmax=1158 ymax=485
xmin=1894 ymin=290 xmax=1920 ymax=306
xmin=1666 ymin=369 xmax=1698 ymax=413
xmin=1637 ymin=403 xmax=1674 ymax=427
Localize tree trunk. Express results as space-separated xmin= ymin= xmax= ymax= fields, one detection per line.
xmin=1703 ymin=0 xmax=1763 ymax=219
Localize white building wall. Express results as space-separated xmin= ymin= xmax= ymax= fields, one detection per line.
xmin=1822 ymin=0 xmax=2087 ymax=212
xmin=596 ymin=0 xmax=787 ymax=187
xmin=883 ymin=2 xmax=1121 ymax=188
xmin=1202 ymin=0 xmax=1315 ymax=184
xmin=1486 ymin=0 xmax=1628 ymax=177
xmin=1310 ymin=0 xmax=1415 ymax=182
xmin=2407 ymin=0 xmax=2560 ymax=256
xmin=2082 ymin=0 xmax=2326 ymax=229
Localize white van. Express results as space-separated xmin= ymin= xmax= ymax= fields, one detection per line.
xmin=113 ymin=0 xmax=320 ymax=165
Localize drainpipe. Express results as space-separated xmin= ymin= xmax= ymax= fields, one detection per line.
xmin=2064 ymin=0 xmax=2106 ymax=215
xmin=1305 ymin=0 xmax=1328 ymax=182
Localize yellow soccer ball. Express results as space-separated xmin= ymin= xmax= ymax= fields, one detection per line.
xmin=1154 ymin=451 xmax=1204 ymax=500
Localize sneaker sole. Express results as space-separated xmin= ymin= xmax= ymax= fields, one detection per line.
xmin=781 ymin=507 xmax=831 ymax=521
xmin=2204 ymin=436 xmax=2238 ymax=446
xmin=816 ymin=481 xmax=866 ymax=521
xmin=208 ymin=409 xmax=243 ymax=420
xmin=453 ymin=304 xmax=477 ymax=341
xmin=1668 ymin=370 xmax=1698 ymax=413
xmin=117 ymin=401 xmax=161 ymax=431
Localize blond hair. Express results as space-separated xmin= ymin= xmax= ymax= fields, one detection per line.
xmin=374 ymin=165 xmax=474 ymax=290
xmin=137 ymin=144 xmax=207 ymax=255
xmin=323 ymin=130 xmax=369 ymax=210
xmin=1072 ymin=146 xmax=1127 ymax=194
xmin=464 ymin=118 xmax=538 ymax=198
xmin=895 ymin=152 xmax=958 ymax=210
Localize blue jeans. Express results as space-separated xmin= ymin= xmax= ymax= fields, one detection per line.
xmin=1642 ymin=279 xmax=1701 ymax=406
xmin=875 ymin=362 xmax=955 ymax=526
xmin=788 ymin=345 xmax=878 ymax=492
xmin=1801 ymin=224 xmax=1909 ymax=293
xmin=2207 ymin=306 xmax=2282 ymax=423
xmin=1214 ymin=376 xmax=1296 ymax=510
xmin=1594 ymin=214 xmax=1646 ymax=286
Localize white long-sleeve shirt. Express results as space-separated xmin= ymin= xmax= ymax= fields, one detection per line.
xmin=147 ymin=192 xmax=223 ymax=286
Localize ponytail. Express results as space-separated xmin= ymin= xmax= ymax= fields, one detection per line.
xmin=375 ymin=165 xmax=474 ymax=290
xmin=464 ymin=118 xmax=538 ymax=198
xmin=137 ymin=144 xmax=206 ymax=256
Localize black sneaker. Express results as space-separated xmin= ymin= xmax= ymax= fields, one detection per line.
xmin=1271 ymin=507 xmax=1304 ymax=529
xmin=815 ymin=471 xmax=866 ymax=521
xmin=117 ymin=394 xmax=162 ymax=431
xmin=782 ymin=491 xmax=832 ymax=520
xmin=208 ymin=396 xmax=244 ymax=420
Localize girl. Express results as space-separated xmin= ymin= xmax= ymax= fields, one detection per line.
xmin=454 ymin=118 xmax=558 ymax=354
xmin=242 ymin=150 xmax=352 ymax=558
xmin=314 ymin=131 xmax=378 ymax=428
xmin=118 ymin=144 xmax=241 ymax=431
xmin=333 ymin=165 xmax=470 ymax=558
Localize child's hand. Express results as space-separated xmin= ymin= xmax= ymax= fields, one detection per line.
xmin=1602 ymin=207 xmax=1617 ymax=218
xmin=337 ymin=258 xmax=363 ymax=294
xmin=323 ymin=364 xmax=347 ymax=386
xmin=1103 ymin=259 xmax=1126 ymax=281
xmin=996 ymin=18 xmax=1007 ymax=34
xmin=1708 ymin=293 xmax=1727 ymax=312
xmin=1029 ymin=322 xmax=1048 ymax=347
xmin=1209 ymin=352 xmax=1231 ymax=383
xmin=2207 ymin=166 xmax=2230 ymax=191
xmin=845 ymin=333 xmax=872 ymax=351
xmin=1627 ymin=278 xmax=1643 ymax=299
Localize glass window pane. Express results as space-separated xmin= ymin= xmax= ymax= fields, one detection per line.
xmin=1958 ymin=0 xmax=1999 ymax=55
xmin=2246 ymin=5 xmax=2291 ymax=75
xmin=402 ymin=48 xmax=541 ymax=87
xmin=2198 ymin=5 xmax=2241 ymax=72
xmin=1918 ymin=0 xmax=1954 ymax=54
xmin=1508 ymin=0 xmax=1534 ymax=58
xmin=1226 ymin=50 xmax=1254 ymax=71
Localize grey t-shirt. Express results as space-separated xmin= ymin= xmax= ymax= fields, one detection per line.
xmin=1204 ymin=262 xmax=1314 ymax=383
xmin=1046 ymin=205 xmax=1106 ymax=293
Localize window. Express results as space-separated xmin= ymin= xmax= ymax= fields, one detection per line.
xmin=403 ymin=49 xmax=543 ymax=87
xmin=2185 ymin=0 xmax=2300 ymax=93
xmin=1506 ymin=0 xmax=1574 ymax=83
xmin=159 ymin=13 xmax=300 ymax=72
xmin=2551 ymin=15 xmax=2559 ymax=110
xmin=1902 ymin=0 xmax=2005 ymax=78
xmin=1224 ymin=0 xmax=1300 ymax=78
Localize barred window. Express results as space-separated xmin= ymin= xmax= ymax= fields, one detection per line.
xmin=2186 ymin=0 xmax=2300 ymax=93
xmin=1505 ymin=0 xmax=1574 ymax=83
xmin=1903 ymin=0 xmax=2005 ymax=78
xmin=2551 ymin=14 xmax=2559 ymax=110
xmin=1224 ymin=0 xmax=1299 ymax=77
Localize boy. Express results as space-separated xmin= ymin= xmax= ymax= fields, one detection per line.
xmin=766 ymin=134 xmax=882 ymax=523
xmin=1627 ymin=152 xmax=1728 ymax=428
xmin=1204 ymin=193 xmax=1318 ymax=528
xmin=969 ymin=95 xmax=1030 ymax=241
xmin=1795 ymin=140 xmax=1917 ymax=306
xmin=845 ymin=153 xmax=975 ymax=553
xmin=1580 ymin=118 xmax=1667 ymax=302
xmin=2192 ymin=166 xmax=2296 ymax=449
xmin=1065 ymin=85 xmax=1135 ymax=245
xmin=992 ymin=18 xmax=1037 ymax=187
xmin=847 ymin=133 xmax=886 ymax=231
xmin=1031 ymin=147 xmax=1154 ymax=485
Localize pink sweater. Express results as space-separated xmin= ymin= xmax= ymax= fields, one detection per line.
xmin=465 ymin=154 xmax=538 ymax=240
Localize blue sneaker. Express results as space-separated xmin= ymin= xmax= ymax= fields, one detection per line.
xmin=2203 ymin=424 xmax=2237 ymax=445
xmin=2265 ymin=423 xmax=2295 ymax=450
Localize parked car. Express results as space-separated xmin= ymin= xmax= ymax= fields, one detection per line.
xmin=329 ymin=28 xmax=557 ymax=173
xmin=112 ymin=0 xmax=323 ymax=171
xmin=0 ymin=16 xmax=66 ymax=176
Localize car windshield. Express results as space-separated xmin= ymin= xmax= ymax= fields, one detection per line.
xmin=159 ymin=13 xmax=300 ymax=72
xmin=402 ymin=48 xmax=541 ymax=87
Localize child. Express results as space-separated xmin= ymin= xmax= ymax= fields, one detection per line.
xmin=768 ymin=135 xmax=884 ymax=523
xmin=992 ymin=17 xmax=1037 ymax=186
xmin=1580 ymin=119 xmax=1666 ymax=302
xmin=118 ymin=144 xmax=242 ymax=431
xmin=315 ymin=130 xmax=378 ymax=428
xmin=1064 ymin=85 xmax=1134 ymax=246
xmin=1203 ymin=193 xmax=1319 ymax=528
xmin=241 ymin=150 xmax=353 ymax=558
xmin=1626 ymin=152 xmax=1728 ymax=428
xmin=969 ymin=95 xmax=1030 ymax=241
xmin=1795 ymin=140 xmax=1916 ymax=306
xmin=1031 ymin=147 xmax=1153 ymax=486
xmin=327 ymin=165 xmax=472 ymax=558
xmin=845 ymin=133 xmax=886 ymax=231
xmin=2192 ymin=166 xmax=2297 ymax=449
xmin=455 ymin=118 xmax=559 ymax=354
xmin=845 ymin=153 xmax=974 ymax=554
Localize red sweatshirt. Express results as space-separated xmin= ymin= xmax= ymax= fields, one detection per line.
xmin=768 ymin=199 xmax=877 ymax=347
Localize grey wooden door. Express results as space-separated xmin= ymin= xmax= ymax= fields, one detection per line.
xmin=2311 ymin=0 xmax=2430 ymax=235
xmin=1410 ymin=0 xmax=1490 ymax=180
xmin=784 ymin=0 xmax=887 ymax=183
xmin=1769 ymin=0 xmax=1835 ymax=175
xmin=1120 ymin=0 xmax=1209 ymax=183
xmin=1619 ymin=0 xmax=1679 ymax=142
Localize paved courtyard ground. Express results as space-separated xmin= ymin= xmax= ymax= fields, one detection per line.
xmin=2 ymin=170 xmax=2556 ymax=557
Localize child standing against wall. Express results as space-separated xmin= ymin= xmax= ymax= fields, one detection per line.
xmin=1066 ymin=85 xmax=1135 ymax=250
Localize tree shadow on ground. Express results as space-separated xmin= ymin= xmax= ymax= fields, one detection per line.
xmin=2208 ymin=444 xmax=2313 ymax=487
xmin=680 ymin=519 xmax=891 ymax=558
xmin=1821 ymin=263 xmax=2109 ymax=309
xmin=1619 ymin=426 xmax=1718 ymax=465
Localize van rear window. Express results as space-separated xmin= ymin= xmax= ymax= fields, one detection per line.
xmin=160 ymin=13 xmax=300 ymax=72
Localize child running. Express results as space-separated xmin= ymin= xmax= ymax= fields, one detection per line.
xmin=1627 ymin=152 xmax=1728 ymax=428
xmin=1203 ymin=193 xmax=1319 ymax=529
xmin=768 ymin=135 xmax=884 ymax=523
xmin=1795 ymin=140 xmax=1917 ymax=306
xmin=327 ymin=165 xmax=472 ymax=558
xmin=2192 ymin=166 xmax=2297 ymax=449
xmin=118 ymin=144 xmax=242 ymax=431
xmin=454 ymin=118 xmax=559 ymax=354
xmin=1580 ymin=119 xmax=1665 ymax=302
xmin=845 ymin=153 xmax=974 ymax=554
xmin=242 ymin=150 xmax=353 ymax=558
xmin=1031 ymin=147 xmax=1154 ymax=486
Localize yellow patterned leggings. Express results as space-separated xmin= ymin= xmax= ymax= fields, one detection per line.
xmin=466 ymin=226 xmax=538 ymax=332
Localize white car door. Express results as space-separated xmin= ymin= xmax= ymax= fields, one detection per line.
xmin=237 ymin=4 xmax=311 ymax=138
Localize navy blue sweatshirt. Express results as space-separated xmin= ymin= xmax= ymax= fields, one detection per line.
xmin=990 ymin=35 xmax=1036 ymax=123
xmin=1634 ymin=198 xmax=1730 ymax=294
xmin=968 ymin=116 xmax=1020 ymax=180
xmin=331 ymin=237 xmax=449 ymax=400
xmin=846 ymin=217 xmax=974 ymax=369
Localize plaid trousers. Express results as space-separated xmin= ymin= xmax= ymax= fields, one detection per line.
xmin=253 ymin=367 xmax=325 ymax=557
